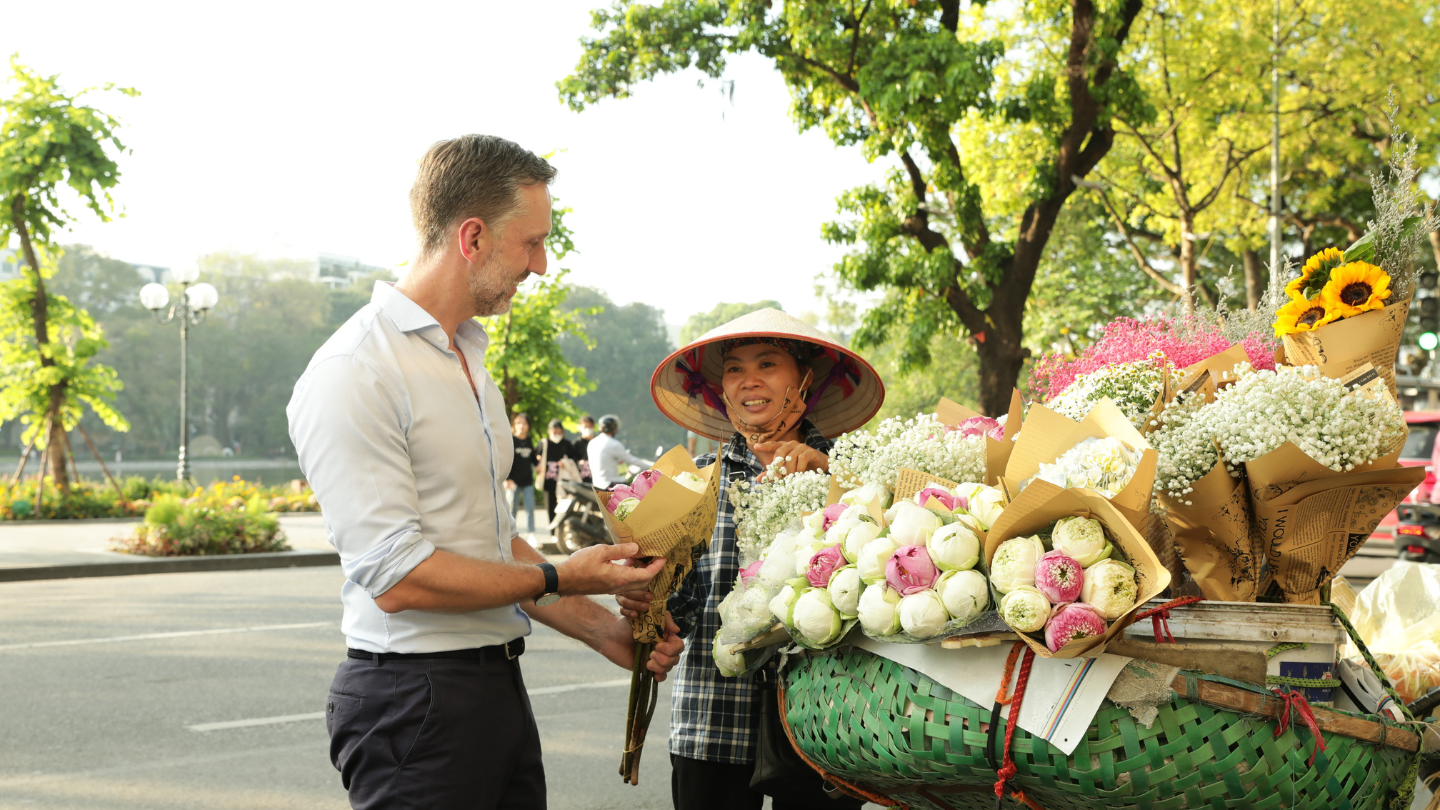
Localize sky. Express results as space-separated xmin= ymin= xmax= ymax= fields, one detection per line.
xmin=3 ymin=0 xmax=887 ymax=325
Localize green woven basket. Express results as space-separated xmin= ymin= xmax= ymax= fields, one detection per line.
xmin=783 ymin=647 xmax=1415 ymax=810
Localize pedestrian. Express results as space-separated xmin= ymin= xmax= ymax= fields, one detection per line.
xmin=588 ymin=414 xmax=653 ymax=490
xmin=507 ymin=412 xmax=539 ymax=545
xmin=287 ymin=134 xmax=683 ymax=810
xmin=622 ymin=308 xmax=884 ymax=810
xmin=573 ymin=414 xmax=596 ymax=483
xmin=539 ymin=418 xmax=573 ymax=526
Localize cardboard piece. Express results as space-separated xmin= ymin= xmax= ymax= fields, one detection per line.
xmin=894 ymin=468 xmax=963 ymax=503
xmin=1160 ymin=460 xmax=1258 ymax=602
xmin=985 ymin=489 xmax=1171 ymax=659
xmin=1283 ymin=298 xmax=1410 ymax=399
xmin=935 ymin=390 xmax=1024 ymax=485
xmin=595 ymin=446 xmax=720 ymax=642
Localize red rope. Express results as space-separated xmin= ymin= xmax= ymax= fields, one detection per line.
xmin=995 ymin=641 xmax=1024 ymax=705
xmin=1271 ymin=688 xmax=1328 ymax=767
xmin=1133 ymin=596 xmax=1204 ymax=643
xmin=994 ymin=645 xmax=1036 ymax=800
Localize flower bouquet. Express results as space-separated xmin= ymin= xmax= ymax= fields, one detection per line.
xmin=985 ymin=488 xmax=1170 ymax=658
xmin=594 ymin=447 xmax=719 ymax=784
xmin=932 ymin=390 xmax=1024 ymax=484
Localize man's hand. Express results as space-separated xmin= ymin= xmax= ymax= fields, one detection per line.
xmin=556 ymin=543 xmax=664 ymax=596
xmin=596 ymin=612 xmax=685 ymax=682
xmin=615 ymin=587 xmax=650 ymax=620
xmin=753 ymin=441 xmax=828 ymax=478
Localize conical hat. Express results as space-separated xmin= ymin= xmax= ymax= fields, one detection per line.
xmin=651 ymin=308 xmax=885 ymax=441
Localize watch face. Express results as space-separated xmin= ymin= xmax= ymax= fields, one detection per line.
xmin=535 ymin=593 xmax=561 ymax=607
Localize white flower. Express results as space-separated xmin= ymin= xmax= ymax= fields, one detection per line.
xmin=802 ymin=511 xmax=826 ymax=533
xmin=792 ymin=588 xmax=844 ymax=646
xmin=731 ymin=468 xmax=831 ymax=562
xmin=858 ymin=582 xmax=903 ymax=636
xmin=769 ymin=583 xmax=799 ymax=625
xmin=614 ymin=498 xmax=641 ymax=521
xmin=1048 ymin=354 xmax=1173 ymax=430
xmin=899 ymin=589 xmax=950 ymax=638
xmin=927 ymin=522 xmax=981 ymax=571
xmin=758 ymin=531 xmax=797 ymax=588
xmin=839 ymin=481 xmax=893 ymax=513
xmin=966 ymin=487 xmax=1005 ymax=531
xmin=1029 ymin=436 xmax=1141 ymax=499
xmin=674 ymin=471 xmax=708 ymax=494
xmin=889 ymin=501 xmax=942 ymax=545
xmin=827 ymin=566 xmax=863 ymax=619
xmin=857 ymin=536 xmax=900 ymax=585
xmin=712 ymin=629 xmax=746 ymax=678
xmin=717 ymin=578 xmax=777 ymax=646
xmin=989 ymin=534 xmax=1046 ymax=593
xmin=1081 ymin=559 xmax=1139 ymax=619
xmin=937 ymin=569 xmax=989 ymax=623
xmin=1051 ymin=516 xmax=1113 ymax=568
xmin=830 ymin=413 xmax=986 ymax=491
xmin=953 ymin=481 xmax=987 ymax=504
xmin=838 ymin=520 xmax=883 ymax=563
xmin=999 ymin=586 xmax=1052 ymax=633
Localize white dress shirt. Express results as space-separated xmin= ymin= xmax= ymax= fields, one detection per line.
xmin=587 ymin=432 xmax=651 ymax=489
xmin=287 ymin=282 xmax=528 ymax=653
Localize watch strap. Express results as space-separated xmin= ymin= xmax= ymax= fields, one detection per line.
xmin=536 ymin=562 xmax=559 ymax=598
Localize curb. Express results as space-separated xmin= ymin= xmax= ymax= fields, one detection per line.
xmin=0 ymin=517 xmax=145 ymax=526
xmin=0 ymin=550 xmax=340 ymax=583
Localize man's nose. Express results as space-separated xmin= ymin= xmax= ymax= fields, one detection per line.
xmin=530 ymin=245 xmax=549 ymax=276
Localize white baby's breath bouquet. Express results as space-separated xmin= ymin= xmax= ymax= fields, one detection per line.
xmin=1047 ymin=354 xmax=1173 ymax=430
xmin=731 ymin=461 xmax=830 ymax=563
xmin=830 ymin=413 xmax=985 ymax=492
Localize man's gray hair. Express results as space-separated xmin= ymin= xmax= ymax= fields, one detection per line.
xmin=409 ymin=135 xmax=557 ymax=258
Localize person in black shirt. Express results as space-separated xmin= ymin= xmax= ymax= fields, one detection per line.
xmin=572 ymin=414 xmax=596 ymax=484
xmin=505 ymin=413 xmax=538 ymax=543
xmin=539 ymin=419 xmax=573 ymax=526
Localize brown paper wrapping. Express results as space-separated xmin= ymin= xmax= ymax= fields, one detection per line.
xmin=1160 ymin=460 xmax=1258 ymax=602
xmin=985 ymin=489 xmax=1172 ymax=658
xmin=935 ymin=390 xmax=1024 ymax=485
xmin=1282 ymin=298 xmax=1410 ymax=399
xmin=596 ymin=446 xmax=720 ymax=642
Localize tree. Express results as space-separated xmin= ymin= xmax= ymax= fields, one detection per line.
xmin=480 ymin=202 xmax=596 ymax=427
xmin=678 ymin=300 xmax=785 ymax=345
xmin=561 ymin=286 xmax=681 ymax=455
xmin=0 ymin=59 xmax=136 ymax=489
xmin=560 ymin=0 xmax=1148 ymax=415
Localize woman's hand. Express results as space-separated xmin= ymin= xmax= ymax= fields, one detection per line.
xmin=752 ymin=441 xmax=829 ymax=478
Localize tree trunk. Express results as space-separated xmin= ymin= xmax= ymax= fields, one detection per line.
xmin=1178 ymin=217 xmax=1199 ymax=315
xmin=1243 ymin=249 xmax=1265 ymax=311
xmin=12 ymin=196 xmax=70 ymax=492
xmin=976 ymin=333 xmax=1029 ymax=416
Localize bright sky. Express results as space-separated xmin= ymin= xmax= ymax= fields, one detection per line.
xmin=2 ymin=1 xmax=887 ymax=325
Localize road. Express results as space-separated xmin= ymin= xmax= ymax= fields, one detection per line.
xmin=0 ymin=567 xmax=679 ymax=810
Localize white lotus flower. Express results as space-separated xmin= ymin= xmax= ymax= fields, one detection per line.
xmin=953 ymin=481 xmax=987 ymax=505
xmin=937 ymin=569 xmax=989 ymax=623
xmin=857 ymin=582 xmax=903 ymax=636
xmin=802 ymin=510 xmax=826 ymax=533
xmin=999 ymin=586 xmax=1052 ymax=633
xmin=839 ymin=520 xmax=883 ymax=563
xmin=712 ymin=629 xmax=746 ymax=678
xmin=899 ymin=589 xmax=950 ymax=638
xmin=614 ymin=498 xmax=641 ymax=521
xmin=674 ymin=471 xmax=708 ymax=494
xmin=966 ymin=487 xmax=1005 ymax=531
xmin=792 ymin=588 xmax=844 ymax=646
xmin=840 ymin=481 xmax=893 ymax=513
xmin=989 ymin=534 xmax=1046 ymax=593
xmin=954 ymin=512 xmax=986 ymax=536
xmin=1051 ymin=516 xmax=1114 ymax=568
xmin=1081 ymin=559 xmax=1139 ymax=619
xmin=927 ymin=522 xmax=981 ymax=571
xmin=759 ymin=531 xmax=797 ymax=588
xmin=889 ymin=501 xmax=942 ymax=545
xmin=857 ymin=536 xmax=900 ymax=585
xmin=769 ymin=583 xmax=799 ymax=625
xmin=718 ymin=580 xmax=776 ymax=644
xmin=827 ymin=566 xmax=863 ymax=619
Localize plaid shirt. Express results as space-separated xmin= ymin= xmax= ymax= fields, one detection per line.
xmin=667 ymin=421 xmax=832 ymax=764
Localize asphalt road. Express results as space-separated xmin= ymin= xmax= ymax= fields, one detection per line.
xmin=0 ymin=567 xmax=679 ymax=810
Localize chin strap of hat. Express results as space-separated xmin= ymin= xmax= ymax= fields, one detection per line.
xmin=805 ymin=349 xmax=861 ymax=412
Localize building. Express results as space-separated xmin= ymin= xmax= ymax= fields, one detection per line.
xmin=316 ymin=252 xmax=391 ymax=288
xmin=0 ymin=247 xmax=21 ymax=282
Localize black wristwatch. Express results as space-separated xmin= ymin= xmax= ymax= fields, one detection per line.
xmin=534 ymin=562 xmax=561 ymax=606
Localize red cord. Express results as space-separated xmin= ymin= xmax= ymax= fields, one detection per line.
xmin=1134 ymin=596 xmax=1204 ymax=643
xmin=996 ymin=641 xmax=1024 ymax=705
xmin=1270 ymin=688 xmax=1328 ymax=767
xmin=994 ymin=645 xmax=1036 ymax=800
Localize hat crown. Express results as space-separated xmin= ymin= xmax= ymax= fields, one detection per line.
xmin=693 ymin=308 xmax=841 ymax=348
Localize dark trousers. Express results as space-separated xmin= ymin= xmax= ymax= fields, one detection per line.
xmin=670 ymin=754 xmax=865 ymax=810
xmin=544 ymin=480 xmax=558 ymax=526
xmin=327 ymin=655 xmax=545 ymax=810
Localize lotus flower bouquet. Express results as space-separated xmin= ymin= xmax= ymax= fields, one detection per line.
xmin=605 ymin=468 xmax=709 ymax=520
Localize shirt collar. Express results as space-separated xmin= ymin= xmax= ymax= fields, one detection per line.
xmin=372 ymin=281 xmax=490 ymax=352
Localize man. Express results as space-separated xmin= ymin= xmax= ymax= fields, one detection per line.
xmin=288 ymin=135 xmax=683 ymax=810
xmin=587 ymin=413 xmax=652 ymax=490
xmin=572 ymin=414 xmax=596 ymax=483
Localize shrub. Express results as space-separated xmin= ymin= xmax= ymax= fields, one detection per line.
xmin=1 ymin=475 xmax=319 ymax=521
xmin=111 ymin=493 xmax=291 ymax=556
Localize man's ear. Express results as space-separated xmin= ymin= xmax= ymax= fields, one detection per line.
xmin=457 ymin=217 xmax=488 ymax=263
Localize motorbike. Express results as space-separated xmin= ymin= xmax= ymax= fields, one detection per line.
xmin=549 ymin=478 xmax=613 ymax=555
xmin=1394 ymin=502 xmax=1440 ymax=564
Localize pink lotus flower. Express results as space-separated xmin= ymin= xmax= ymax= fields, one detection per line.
xmin=1035 ymin=550 xmax=1084 ymax=603
xmin=740 ymin=559 xmax=764 ymax=586
xmin=631 ymin=469 xmax=666 ymax=499
xmin=955 ymin=416 xmax=1004 ymax=441
xmin=1044 ymin=602 xmax=1107 ymax=652
xmin=820 ymin=503 xmax=849 ymax=532
xmin=915 ymin=486 xmax=963 ymax=513
xmin=805 ymin=545 xmax=847 ymax=589
xmin=606 ymin=485 xmax=637 ymax=512
xmin=885 ymin=545 xmax=939 ymax=596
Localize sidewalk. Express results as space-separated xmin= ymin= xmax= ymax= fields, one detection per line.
xmin=0 ymin=513 xmax=559 ymax=583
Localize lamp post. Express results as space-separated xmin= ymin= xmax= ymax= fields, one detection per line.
xmin=140 ymin=265 xmax=219 ymax=482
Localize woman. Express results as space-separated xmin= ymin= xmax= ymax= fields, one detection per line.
xmin=539 ymin=418 xmax=573 ymax=526
xmin=505 ymin=412 xmax=539 ymax=544
xmin=623 ymin=308 xmax=883 ymax=810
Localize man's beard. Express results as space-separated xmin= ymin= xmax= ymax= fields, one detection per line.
xmin=468 ymin=245 xmax=529 ymax=316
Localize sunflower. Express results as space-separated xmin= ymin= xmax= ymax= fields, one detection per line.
xmin=1285 ymin=247 xmax=1346 ymax=301
xmin=1273 ymin=296 xmax=1340 ymax=338
xmin=1319 ymin=261 xmax=1391 ymax=319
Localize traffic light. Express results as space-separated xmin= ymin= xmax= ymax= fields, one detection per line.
xmin=1421 ymin=295 xmax=1440 ymax=351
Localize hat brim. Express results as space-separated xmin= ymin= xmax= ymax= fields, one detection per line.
xmin=650 ymin=308 xmax=885 ymax=442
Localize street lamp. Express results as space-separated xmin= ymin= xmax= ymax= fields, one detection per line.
xmin=140 ymin=264 xmax=220 ymax=482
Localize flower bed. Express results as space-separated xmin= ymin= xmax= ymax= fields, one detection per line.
xmin=111 ymin=492 xmax=290 ymax=556
xmin=0 ymin=475 xmax=319 ymax=521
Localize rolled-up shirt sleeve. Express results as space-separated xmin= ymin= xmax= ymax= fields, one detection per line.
xmin=289 ymin=355 xmax=434 ymax=598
